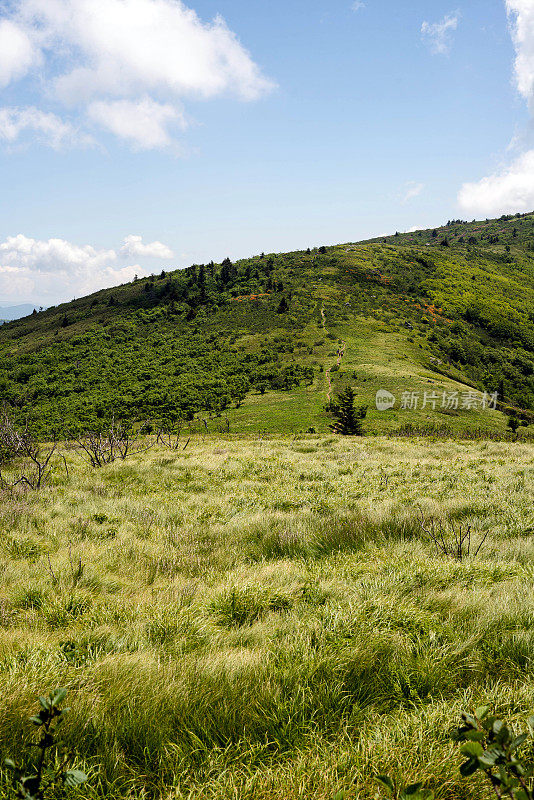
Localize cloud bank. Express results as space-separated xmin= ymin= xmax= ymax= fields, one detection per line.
xmin=0 ymin=233 xmax=174 ymax=302
xmin=458 ymin=1 xmax=534 ymax=216
xmin=0 ymin=0 xmax=274 ymax=150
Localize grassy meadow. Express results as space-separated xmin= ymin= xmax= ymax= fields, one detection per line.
xmin=1 ymin=434 xmax=533 ymax=798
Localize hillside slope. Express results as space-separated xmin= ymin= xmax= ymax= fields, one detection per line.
xmin=1 ymin=213 xmax=533 ymax=435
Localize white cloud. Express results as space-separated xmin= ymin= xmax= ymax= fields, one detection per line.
xmin=0 ymin=0 xmax=274 ymax=150
xmin=401 ymin=181 xmax=424 ymax=203
xmin=0 ymin=106 xmax=94 ymax=149
xmin=507 ymin=0 xmax=534 ymax=111
xmin=458 ymin=149 xmax=534 ymax=216
xmin=87 ymin=97 xmax=185 ymax=150
xmin=120 ymin=235 xmax=174 ymax=259
xmin=421 ymin=13 xmax=459 ymax=55
xmin=32 ymin=0 xmax=274 ymax=103
xmin=407 ymin=225 xmax=422 ymax=232
xmin=0 ymin=20 xmax=39 ymax=87
xmin=457 ymin=1 xmax=534 ymax=215
xmin=351 ymin=2 xmax=365 ymax=11
xmin=0 ymin=234 xmax=117 ymax=272
xmin=0 ymin=232 xmax=173 ymax=302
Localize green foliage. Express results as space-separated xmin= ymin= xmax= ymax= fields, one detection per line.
xmin=376 ymin=775 xmax=434 ymax=799
xmin=329 ymin=386 xmax=367 ymax=435
xmin=1 ymin=212 xmax=533 ymax=437
xmin=457 ymin=706 xmax=534 ymax=799
xmin=0 ymin=268 xmax=313 ymax=434
xmin=377 ymin=706 xmax=534 ymax=800
xmin=277 ymin=296 xmax=289 ymax=313
xmin=508 ymin=417 xmax=521 ymax=435
xmin=3 ymin=689 xmax=86 ymax=800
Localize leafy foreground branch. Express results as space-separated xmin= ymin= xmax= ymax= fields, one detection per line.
xmin=3 ymin=689 xmax=86 ymax=800
xmin=375 ymin=707 xmax=534 ymax=800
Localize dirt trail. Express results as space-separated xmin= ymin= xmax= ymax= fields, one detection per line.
xmin=321 ymin=304 xmax=346 ymax=402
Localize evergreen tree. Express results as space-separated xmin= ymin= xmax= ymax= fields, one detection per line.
xmin=329 ymin=386 xmax=367 ymax=435
xmin=277 ymin=297 xmax=289 ymax=313
xmin=507 ymin=416 xmax=520 ymax=436
xmin=219 ymin=258 xmax=234 ymax=285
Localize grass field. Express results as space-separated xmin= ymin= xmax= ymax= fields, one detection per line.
xmin=1 ymin=435 xmax=533 ymax=799
xmin=228 ymin=310 xmax=510 ymax=436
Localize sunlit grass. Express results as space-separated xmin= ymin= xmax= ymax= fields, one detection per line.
xmin=0 ymin=435 xmax=533 ymax=798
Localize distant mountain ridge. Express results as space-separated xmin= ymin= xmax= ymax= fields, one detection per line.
xmin=0 ymin=303 xmax=39 ymax=321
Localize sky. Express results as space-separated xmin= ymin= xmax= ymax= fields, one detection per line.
xmin=0 ymin=0 xmax=533 ymax=304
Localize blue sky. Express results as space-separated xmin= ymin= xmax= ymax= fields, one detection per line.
xmin=0 ymin=0 xmax=532 ymax=304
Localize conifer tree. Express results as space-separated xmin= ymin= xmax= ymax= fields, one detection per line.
xmin=329 ymin=386 xmax=367 ymax=435
xmin=277 ymin=297 xmax=289 ymax=313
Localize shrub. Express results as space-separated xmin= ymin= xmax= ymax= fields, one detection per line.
xmin=3 ymin=689 xmax=87 ymax=800
xmin=376 ymin=707 xmax=534 ymax=800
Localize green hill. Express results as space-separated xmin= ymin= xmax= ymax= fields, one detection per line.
xmin=1 ymin=212 xmax=533 ymax=436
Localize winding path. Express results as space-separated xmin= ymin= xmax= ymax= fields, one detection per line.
xmin=321 ymin=304 xmax=346 ymax=402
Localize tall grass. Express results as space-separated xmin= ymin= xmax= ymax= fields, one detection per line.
xmin=0 ymin=435 xmax=533 ymax=798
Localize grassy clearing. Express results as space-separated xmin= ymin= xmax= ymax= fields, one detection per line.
xmin=228 ymin=312 xmax=511 ymax=436
xmin=0 ymin=436 xmax=533 ymax=798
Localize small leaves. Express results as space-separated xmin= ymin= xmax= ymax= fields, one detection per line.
xmin=376 ymin=775 xmax=395 ymax=793
xmin=511 ymin=733 xmax=529 ymax=752
xmin=2 ymin=688 xmax=88 ymax=800
xmin=403 ymin=784 xmax=423 ymax=795
xmin=62 ymin=769 xmax=87 ymax=787
xmin=378 ymin=707 xmax=534 ymax=800
xmin=376 ymin=775 xmax=434 ymax=799
xmin=456 ymin=706 xmax=534 ymax=799
xmin=400 ymin=790 xmax=433 ymax=800
xmin=49 ymin=688 xmax=67 ymax=707
xmin=460 ymin=742 xmax=484 ymax=757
